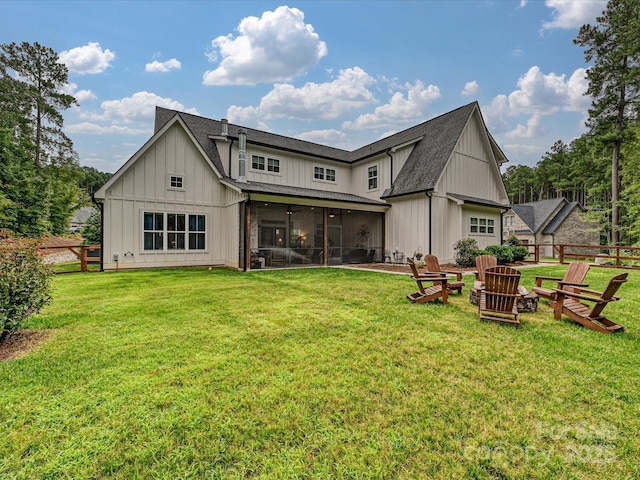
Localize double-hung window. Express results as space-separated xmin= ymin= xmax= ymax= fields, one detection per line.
xmin=267 ymin=158 xmax=280 ymax=173
xmin=252 ymin=155 xmax=265 ymax=170
xmin=143 ymin=212 xmax=164 ymax=250
xmin=167 ymin=213 xmax=186 ymax=250
xmin=189 ymin=214 xmax=206 ymax=250
xmin=368 ymin=165 xmax=378 ymax=190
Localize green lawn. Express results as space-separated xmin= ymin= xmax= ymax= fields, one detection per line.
xmin=1 ymin=266 xmax=639 ymax=479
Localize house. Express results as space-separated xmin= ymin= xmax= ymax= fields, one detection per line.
xmin=94 ymin=101 xmax=510 ymax=271
xmin=503 ymin=198 xmax=599 ymax=257
xmin=68 ymin=206 xmax=96 ymax=233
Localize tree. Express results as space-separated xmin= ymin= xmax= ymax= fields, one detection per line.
xmin=574 ymin=0 xmax=640 ymax=245
xmin=0 ymin=41 xmax=78 ymax=170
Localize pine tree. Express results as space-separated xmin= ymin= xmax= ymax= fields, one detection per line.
xmin=574 ymin=0 xmax=640 ymax=245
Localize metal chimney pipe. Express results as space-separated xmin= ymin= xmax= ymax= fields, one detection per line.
xmin=221 ymin=118 xmax=228 ymax=137
xmin=238 ymin=128 xmax=247 ymax=182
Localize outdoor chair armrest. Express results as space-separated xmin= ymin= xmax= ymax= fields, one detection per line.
xmin=557 ymin=281 xmax=589 ymax=289
xmin=552 ymin=288 xmax=619 ymax=304
xmin=441 ymin=269 xmax=463 ymax=281
xmin=534 ymin=275 xmax=562 ymax=287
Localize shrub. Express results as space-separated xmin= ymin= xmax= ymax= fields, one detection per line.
xmin=0 ymin=238 xmax=53 ymax=342
xmin=511 ymin=246 xmax=529 ymax=262
xmin=485 ymin=245 xmax=514 ymax=264
xmin=453 ymin=238 xmax=482 ymax=267
xmin=81 ymin=209 xmax=101 ymax=245
xmin=505 ymin=233 xmax=520 ymax=245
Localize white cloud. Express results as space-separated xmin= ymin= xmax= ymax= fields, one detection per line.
xmin=225 ymin=105 xmax=269 ymax=130
xmin=296 ymin=129 xmax=348 ymax=147
xmin=61 ymin=82 xmax=96 ymax=103
xmin=541 ymin=0 xmax=607 ymax=31
xmin=506 ymin=113 xmax=543 ymax=139
xmin=82 ymin=91 xmax=199 ymax=124
xmin=145 ymin=58 xmax=182 ymax=73
xmin=461 ymin=80 xmax=480 ymax=97
xmin=203 ymin=6 xmax=327 ymax=86
xmin=259 ymin=67 xmax=376 ymax=120
xmin=507 ymin=66 xmax=589 ymax=115
xmin=342 ymin=80 xmax=441 ymax=130
xmin=483 ymin=65 xmax=589 ymax=141
xmin=65 ymin=122 xmax=151 ymax=135
xmin=59 ymin=42 xmax=115 ymax=74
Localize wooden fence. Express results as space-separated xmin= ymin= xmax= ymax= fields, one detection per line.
xmin=520 ymin=243 xmax=640 ymax=269
xmin=39 ymin=244 xmax=101 ymax=273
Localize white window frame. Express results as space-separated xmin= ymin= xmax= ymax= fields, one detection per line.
xmin=368 ymin=165 xmax=378 ymax=190
xmin=142 ymin=211 xmax=208 ymax=252
xmin=470 ymin=216 xmax=495 ymax=235
xmin=313 ymin=165 xmax=336 ymax=183
xmin=169 ymin=175 xmax=184 ymax=190
xmin=251 ymin=155 xmax=265 ymax=171
xmin=267 ymin=157 xmax=280 ymax=173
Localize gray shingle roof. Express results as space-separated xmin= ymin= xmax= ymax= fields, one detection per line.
xmin=542 ymin=201 xmax=583 ymax=234
xmin=510 ymin=198 xmax=566 ymax=233
xmin=223 ymin=180 xmax=388 ymax=206
xmin=155 ymin=102 xmax=494 ymax=201
xmin=447 ymin=193 xmax=507 ymax=209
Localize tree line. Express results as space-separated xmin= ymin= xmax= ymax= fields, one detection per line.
xmin=503 ymin=0 xmax=640 ymax=246
xmin=0 ymin=41 xmax=111 ymax=237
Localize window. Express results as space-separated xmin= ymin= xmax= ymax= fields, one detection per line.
xmin=189 ymin=214 xmax=206 ymax=250
xmin=313 ymin=166 xmax=336 ymax=182
xmin=368 ymin=165 xmax=378 ymax=190
xmin=143 ymin=212 xmax=164 ymax=250
xmin=143 ymin=212 xmax=207 ymax=251
xmin=167 ymin=213 xmax=186 ymax=250
xmin=169 ymin=175 xmax=183 ymax=189
xmin=326 ymin=168 xmax=336 ymax=182
xmin=505 ymin=215 xmax=515 ymax=227
xmin=252 ymin=155 xmax=265 ymax=170
xmin=470 ymin=217 xmax=495 ymax=235
xmin=267 ymin=158 xmax=280 ymax=173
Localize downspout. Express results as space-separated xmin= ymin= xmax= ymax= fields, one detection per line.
xmin=426 ymin=191 xmax=433 ymax=255
xmin=227 ymin=139 xmax=234 ymax=176
xmin=500 ymin=207 xmax=509 ymax=244
xmin=386 ymin=149 xmax=394 ymax=183
xmin=242 ymin=193 xmax=250 ymax=271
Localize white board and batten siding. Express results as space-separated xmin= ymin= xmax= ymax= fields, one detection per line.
xmin=101 ymin=123 xmax=242 ymax=270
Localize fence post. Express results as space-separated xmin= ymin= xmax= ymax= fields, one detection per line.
xmin=559 ymin=245 xmax=565 ymax=264
xmin=616 ymin=246 xmax=621 ymax=267
xmin=80 ymin=246 xmax=87 ymax=272
xmin=534 ymin=244 xmax=539 ymax=263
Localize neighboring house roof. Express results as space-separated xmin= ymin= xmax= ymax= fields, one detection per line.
xmin=542 ymin=201 xmax=585 ymax=234
xmin=71 ymin=206 xmax=96 ymax=224
xmin=510 ymin=198 xmax=585 ymax=234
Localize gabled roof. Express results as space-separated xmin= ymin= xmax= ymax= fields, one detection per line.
xmin=155 ymin=102 xmax=498 ymax=198
xmin=542 ymin=201 xmax=585 ymax=234
xmin=510 ymin=198 xmax=568 ymax=233
xmin=381 ymin=103 xmax=478 ymax=198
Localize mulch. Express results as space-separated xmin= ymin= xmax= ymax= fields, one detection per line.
xmin=0 ymin=330 xmax=51 ymax=362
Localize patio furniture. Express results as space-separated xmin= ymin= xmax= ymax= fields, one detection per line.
xmin=479 ymin=266 xmax=522 ymax=326
xmin=406 ymin=258 xmax=451 ymax=304
xmin=384 ymin=249 xmax=392 ymax=263
xmin=423 ymin=254 xmax=464 ymax=295
xmin=473 ymin=254 xmax=497 ymax=290
xmin=532 ymin=261 xmax=590 ymax=304
xmin=553 ymin=272 xmax=627 ymax=334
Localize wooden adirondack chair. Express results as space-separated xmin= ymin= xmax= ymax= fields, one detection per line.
xmin=553 ymin=273 xmax=627 ymax=334
xmin=532 ymin=261 xmax=590 ymax=303
xmin=423 ymin=254 xmax=465 ymax=295
xmin=479 ymin=266 xmax=522 ymax=326
xmin=473 ymin=254 xmax=497 ymax=290
xmin=406 ymin=258 xmax=451 ymax=304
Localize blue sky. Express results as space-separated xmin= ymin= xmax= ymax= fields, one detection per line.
xmin=2 ymin=0 xmax=607 ymax=173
